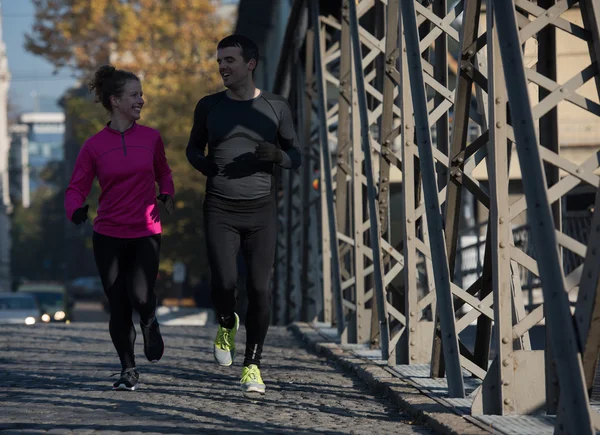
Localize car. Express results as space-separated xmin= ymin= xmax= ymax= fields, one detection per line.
xmin=18 ymin=282 xmax=74 ymax=323
xmin=68 ymin=276 xmax=104 ymax=300
xmin=0 ymin=292 xmax=41 ymax=325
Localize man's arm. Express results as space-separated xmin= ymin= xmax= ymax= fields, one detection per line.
xmin=186 ymin=98 xmax=215 ymax=175
xmin=276 ymin=100 xmax=302 ymax=170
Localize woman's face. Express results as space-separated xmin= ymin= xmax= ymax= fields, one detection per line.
xmin=112 ymin=79 xmax=144 ymax=121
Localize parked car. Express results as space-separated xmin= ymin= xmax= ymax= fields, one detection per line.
xmin=0 ymin=292 xmax=41 ymax=325
xmin=18 ymin=282 xmax=74 ymax=323
xmin=68 ymin=276 xmax=104 ymax=300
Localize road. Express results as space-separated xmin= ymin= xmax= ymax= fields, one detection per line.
xmin=72 ymin=300 xmax=110 ymax=323
xmin=0 ymin=322 xmax=435 ymax=434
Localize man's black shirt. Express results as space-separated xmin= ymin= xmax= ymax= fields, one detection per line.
xmin=186 ymin=90 xmax=302 ymax=200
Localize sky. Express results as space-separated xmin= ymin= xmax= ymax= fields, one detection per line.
xmin=1 ymin=0 xmax=240 ymax=116
xmin=3 ymin=0 xmax=78 ymax=115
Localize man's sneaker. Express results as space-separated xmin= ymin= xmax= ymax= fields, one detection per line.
xmin=112 ymin=368 xmax=139 ymax=391
xmin=141 ymin=318 xmax=164 ymax=363
xmin=214 ymin=313 xmax=239 ymax=366
xmin=240 ymin=364 xmax=266 ymax=394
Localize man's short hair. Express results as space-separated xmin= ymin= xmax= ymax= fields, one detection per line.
xmin=217 ymin=34 xmax=260 ymax=72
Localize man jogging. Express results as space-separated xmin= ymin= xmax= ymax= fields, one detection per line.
xmin=186 ymin=34 xmax=301 ymax=394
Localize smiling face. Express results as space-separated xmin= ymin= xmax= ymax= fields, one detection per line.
xmin=110 ymin=79 xmax=144 ymax=121
xmin=217 ymin=45 xmax=255 ymax=89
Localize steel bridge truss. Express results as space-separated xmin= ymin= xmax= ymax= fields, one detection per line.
xmin=272 ymin=0 xmax=600 ymax=432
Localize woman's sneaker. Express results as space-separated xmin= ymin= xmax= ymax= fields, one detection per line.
xmin=141 ymin=318 xmax=164 ymax=363
xmin=112 ymin=368 xmax=139 ymax=391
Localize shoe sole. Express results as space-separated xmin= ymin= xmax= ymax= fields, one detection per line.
xmin=214 ymin=349 xmax=234 ymax=366
xmin=148 ymin=350 xmax=164 ymax=363
xmin=242 ymin=385 xmax=265 ymax=394
xmin=113 ymin=384 xmax=136 ymax=391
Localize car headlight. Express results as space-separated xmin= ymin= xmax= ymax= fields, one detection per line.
xmin=25 ymin=317 xmax=36 ymax=325
xmin=41 ymin=314 xmax=51 ymax=322
xmin=54 ymin=311 xmax=66 ymax=321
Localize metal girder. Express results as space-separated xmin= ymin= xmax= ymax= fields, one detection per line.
xmin=273 ymin=0 xmax=600 ymax=429
xmin=400 ymin=0 xmax=465 ymax=398
xmin=310 ymin=0 xmax=346 ymax=337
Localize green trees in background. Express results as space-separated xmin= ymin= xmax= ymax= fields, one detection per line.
xmin=11 ymin=0 xmax=232 ymax=288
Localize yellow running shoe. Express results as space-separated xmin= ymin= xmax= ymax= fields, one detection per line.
xmin=240 ymin=364 xmax=266 ymax=394
xmin=214 ymin=313 xmax=239 ymax=366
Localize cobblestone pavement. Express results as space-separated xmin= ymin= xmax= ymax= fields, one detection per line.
xmin=0 ymin=323 xmax=434 ymax=434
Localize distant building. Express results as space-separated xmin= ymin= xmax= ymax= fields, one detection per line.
xmin=0 ymin=0 xmax=10 ymax=291
xmin=8 ymin=112 xmax=65 ymax=207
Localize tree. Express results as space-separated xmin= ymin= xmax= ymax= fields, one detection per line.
xmin=23 ymin=0 xmax=233 ymax=285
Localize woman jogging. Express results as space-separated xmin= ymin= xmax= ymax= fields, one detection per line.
xmin=65 ymin=65 xmax=175 ymax=391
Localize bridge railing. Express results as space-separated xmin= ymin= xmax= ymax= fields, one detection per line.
xmin=271 ymin=1 xmax=600 ymax=432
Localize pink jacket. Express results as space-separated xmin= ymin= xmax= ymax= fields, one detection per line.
xmin=64 ymin=122 xmax=175 ymax=239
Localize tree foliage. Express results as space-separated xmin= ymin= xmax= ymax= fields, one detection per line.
xmin=17 ymin=0 xmax=233 ymax=285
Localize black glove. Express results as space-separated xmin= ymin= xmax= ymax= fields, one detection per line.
xmin=255 ymin=141 xmax=282 ymax=163
xmin=71 ymin=204 xmax=89 ymax=225
xmin=157 ymin=194 xmax=174 ymax=215
xmin=197 ymin=157 xmax=219 ymax=177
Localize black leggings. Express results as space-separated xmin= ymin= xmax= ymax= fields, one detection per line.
xmin=203 ymin=193 xmax=277 ymax=367
xmin=92 ymin=231 xmax=161 ymax=369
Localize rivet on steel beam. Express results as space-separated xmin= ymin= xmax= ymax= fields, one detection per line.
xmin=496 ymin=97 xmax=503 ymax=104
xmin=496 ymin=122 xmax=504 ymax=128
xmin=408 ymin=236 xmax=413 ymax=240
xmin=500 ymin=242 xmax=506 ymax=248
xmin=499 ymin=217 xmax=505 ymax=224
xmin=502 ymin=359 xmax=510 ymax=367
xmin=504 ymin=399 xmax=512 ymax=406
xmin=411 ymin=355 xmax=416 ymax=361
xmin=503 ymin=381 xmax=510 ymax=386
xmin=410 ymin=327 xmax=416 ymax=332
xmin=410 ymin=312 xmax=415 ymax=317
xmin=410 ymin=341 xmax=415 ymax=346
xmin=502 ymin=337 xmax=509 ymax=344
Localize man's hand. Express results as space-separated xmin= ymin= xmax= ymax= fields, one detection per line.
xmin=157 ymin=194 xmax=175 ymax=215
xmin=255 ymin=141 xmax=282 ymax=164
xmin=71 ymin=204 xmax=89 ymax=225
xmin=199 ymin=158 xmax=219 ymax=177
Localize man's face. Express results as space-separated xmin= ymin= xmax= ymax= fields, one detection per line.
xmin=217 ymin=46 xmax=254 ymax=88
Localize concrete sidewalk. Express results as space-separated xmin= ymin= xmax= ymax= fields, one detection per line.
xmin=291 ymin=322 xmax=599 ymax=435
xmin=0 ymin=322 xmax=434 ymax=434
xmin=156 ymin=305 xmax=215 ymax=326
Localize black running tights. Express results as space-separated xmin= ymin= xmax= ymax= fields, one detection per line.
xmin=203 ymin=193 xmax=276 ymax=368
xmin=92 ymin=231 xmax=161 ymax=369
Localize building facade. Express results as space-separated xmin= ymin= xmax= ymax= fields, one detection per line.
xmin=0 ymin=0 xmax=10 ymax=291
xmin=8 ymin=112 xmax=65 ymax=208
